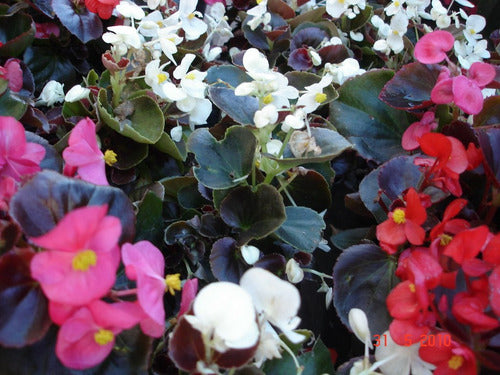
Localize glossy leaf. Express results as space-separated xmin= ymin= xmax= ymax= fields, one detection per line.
xmin=359 ymin=166 xmax=391 ymax=223
xmin=274 ymin=206 xmax=325 ymax=253
xmin=219 ymin=185 xmax=286 ymax=244
xmin=52 ymin=0 xmax=103 ymax=43
xmin=478 ymin=127 xmax=500 ymax=187
xmin=474 ymin=95 xmax=500 ymax=126
xmin=0 ymin=88 xmax=28 ymax=119
xmin=330 ymin=70 xmax=410 ymax=162
xmin=333 ymin=244 xmax=399 ymax=336
xmin=153 ymin=132 xmax=186 ymax=161
xmin=209 ymin=237 xmax=248 ymax=282
xmin=286 ymin=169 xmax=332 ymax=212
xmin=208 ymin=87 xmax=259 ymax=125
xmin=98 ymin=91 xmax=164 ymax=144
xmin=10 ymin=170 xmax=135 ymax=243
xmin=25 ymin=132 xmax=63 ymax=172
xmin=206 ymin=65 xmax=252 ymax=88
xmin=379 ymin=62 xmax=441 ymax=111
xmin=187 ymin=126 xmax=257 ymax=189
xmin=0 ymin=248 xmax=51 ymax=348
xmin=378 ymin=156 xmax=421 ymax=201
xmin=135 ymin=192 xmax=164 ymax=246
xmin=0 ymin=9 xmax=35 ymax=57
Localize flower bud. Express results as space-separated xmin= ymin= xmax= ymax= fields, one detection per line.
xmin=285 ymin=258 xmax=304 ymax=283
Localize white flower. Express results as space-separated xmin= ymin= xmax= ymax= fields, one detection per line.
xmin=282 ymin=108 xmax=306 ymax=132
xmin=145 ymin=60 xmax=186 ymax=101
xmin=265 ymin=139 xmax=283 ymax=156
xmin=456 ymin=0 xmax=474 ymax=7
xmin=372 ymin=12 xmax=408 ymax=54
xmin=325 ymin=287 xmax=333 ymax=308
xmin=247 ymin=0 xmax=272 ymax=31
xmin=241 ymin=245 xmax=261 ymax=265
xmin=147 ymin=0 xmax=166 ymax=10
xmin=430 ymin=0 xmax=451 ymax=29
xmin=64 ymin=84 xmax=90 ymax=102
xmin=253 ymin=322 xmax=282 ymax=366
xmin=374 ymin=331 xmax=435 ymax=375
xmin=454 ymin=39 xmax=490 ymax=69
xmin=350 ymin=31 xmax=364 ymax=41
xmin=116 ymin=0 xmax=145 ymax=19
xmin=235 ymin=48 xmax=298 ymax=109
xmin=326 ymin=0 xmax=366 ymax=19
xmin=325 ymin=58 xmax=365 ymax=85
xmin=37 ymin=80 xmax=64 ymax=107
xmin=202 ymin=44 xmax=222 ymax=62
xmin=240 ymin=267 xmax=304 ymax=343
xmin=102 ymin=25 xmax=142 ymax=57
xmin=285 ymin=259 xmax=304 ymax=283
xmin=384 ymin=0 xmax=405 ymax=17
xmin=463 ymin=14 xmax=486 ymax=43
xmin=168 ymin=0 xmax=208 ymax=40
xmin=170 ymin=125 xmax=183 ymax=142
xmin=204 ymin=3 xmax=233 ymax=47
xmin=348 ymin=308 xmax=373 ymax=349
xmin=254 ymin=104 xmax=278 ymax=128
xmin=296 ymin=75 xmax=332 ymax=113
xmin=184 ymin=282 xmax=259 ymax=352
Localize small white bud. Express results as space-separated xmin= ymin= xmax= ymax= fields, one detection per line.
xmin=285 ymin=258 xmax=304 ymax=283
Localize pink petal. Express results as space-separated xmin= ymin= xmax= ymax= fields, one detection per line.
xmin=468 ymin=62 xmax=496 ymax=88
xmin=76 ymin=161 xmax=109 ymax=185
xmin=431 ymin=77 xmax=454 ymax=104
xmin=4 ymin=59 xmax=23 ymax=92
xmin=30 ymin=205 xmax=109 ymax=252
xmin=136 ymin=272 xmax=166 ymax=325
xmin=68 ymin=118 xmax=101 ymax=154
xmin=63 ymin=141 xmax=103 ymax=166
xmin=140 ymin=316 xmax=165 ymax=338
xmin=402 ymin=118 xmax=437 ymax=151
xmin=0 ymin=116 xmax=27 ymax=158
xmin=49 ymin=301 xmax=79 ymax=325
xmin=452 ymin=75 xmax=484 ymax=115
xmin=414 ymin=30 xmax=454 ymax=64
xmin=121 ymin=241 xmax=165 ymax=279
xmin=89 ymin=300 xmax=142 ymax=329
xmin=87 ymin=215 xmax=122 ymax=253
xmin=178 ymin=278 xmax=198 ymax=317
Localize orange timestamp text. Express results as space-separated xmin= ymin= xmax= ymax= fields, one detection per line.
xmin=373 ymin=333 xmax=452 ymax=347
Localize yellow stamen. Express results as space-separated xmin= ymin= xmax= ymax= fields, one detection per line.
xmin=440 ymin=234 xmax=453 ymax=246
xmin=185 ymin=72 xmax=196 ymax=80
xmin=187 ymin=13 xmax=195 ymax=20
xmin=157 ymin=73 xmax=168 ymax=84
xmin=156 ymin=21 xmax=164 ymax=28
xmin=315 ymin=92 xmax=327 ymax=104
xmin=94 ymin=329 xmax=114 ymax=346
xmin=392 ymin=208 xmax=406 ymax=224
xmin=263 ymin=94 xmax=274 ymax=104
xmin=394 ymin=1 xmax=400 ymax=6
xmin=256 ymin=0 xmax=264 ymax=4
xmin=165 ymin=273 xmax=182 ymax=295
xmin=103 ymin=149 xmax=118 ymax=166
xmin=72 ymin=250 xmax=97 ymax=271
xmin=409 ymin=283 xmax=416 ymax=293
xmin=448 ymin=355 xmax=464 ymax=370
xmin=392 ymin=30 xmax=399 ymax=36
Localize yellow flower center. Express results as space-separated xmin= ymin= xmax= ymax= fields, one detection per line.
xmin=185 ymin=72 xmax=196 ymax=80
xmin=393 ymin=30 xmax=399 ymax=36
xmin=157 ymin=73 xmax=168 ymax=84
xmin=263 ymin=94 xmax=274 ymax=104
xmin=256 ymin=0 xmax=264 ymax=4
xmin=165 ymin=273 xmax=182 ymax=295
xmin=104 ymin=149 xmax=118 ymax=166
xmin=187 ymin=12 xmax=195 ymax=20
xmin=94 ymin=329 xmax=114 ymax=346
xmin=448 ymin=355 xmax=464 ymax=370
xmin=394 ymin=0 xmax=400 ymax=6
xmin=470 ymin=29 xmax=476 ymax=35
xmin=440 ymin=234 xmax=453 ymax=246
xmin=72 ymin=250 xmax=97 ymax=272
xmin=392 ymin=208 xmax=406 ymax=224
xmin=409 ymin=283 xmax=416 ymax=293
xmin=315 ymin=92 xmax=327 ymax=104
xmin=156 ymin=21 xmax=164 ymax=27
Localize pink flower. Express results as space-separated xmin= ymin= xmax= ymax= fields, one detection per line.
xmin=402 ymin=111 xmax=438 ymax=151
xmin=414 ymin=30 xmax=454 ymax=64
xmin=0 ymin=116 xmax=45 ymax=181
xmin=30 ymin=205 xmax=121 ymax=305
xmin=62 ymin=118 xmax=109 ymax=186
xmin=121 ymin=241 xmax=169 ymax=337
xmin=431 ymin=62 xmax=496 ymax=114
xmin=0 ymin=176 xmax=17 ymax=211
xmin=178 ymin=278 xmax=198 ymax=317
xmin=56 ymin=299 xmax=142 ymax=369
xmin=0 ymin=59 xmax=23 ymax=92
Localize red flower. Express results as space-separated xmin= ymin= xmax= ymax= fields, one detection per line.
xmin=415 ymin=133 xmax=468 ymax=196
xmin=452 ymin=290 xmax=499 ymax=332
xmin=0 ymin=59 xmax=23 ymax=92
xmin=443 ymin=226 xmax=490 ymax=273
xmin=376 ymin=188 xmax=427 ymax=253
xmin=419 ymin=333 xmax=477 ymax=375
xmin=85 ymin=0 xmax=120 ymax=19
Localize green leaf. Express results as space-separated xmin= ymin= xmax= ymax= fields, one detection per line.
xmin=219 ymin=185 xmax=286 ymax=244
xmin=206 ymin=65 xmax=252 ymax=88
xmin=187 ymin=126 xmax=257 ymax=189
xmin=0 ymin=88 xmax=27 ymax=119
xmin=25 ymin=132 xmax=63 ymax=172
xmin=102 ymin=129 xmax=149 ymax=170
xmin=263 ymin=337 xmax=335 ymax=375
xmin=358 ymin=167 xmax=391 ymax=223
xmin=333 ymin=244 xmax=399 ymax=336
xmin=331 ymin=227 xmax=373 ymax=250
xmin=135 ymin=192 xmax=164 ymax=246
xmin=153 ymin=132 xmax=186 ymax=161
xmin=10 ymin=170 xmax=135 ymax=244
xmin=208 ymin=87 xmax=259 ymax=125
xmin=286 ymin=169 xmax=332 ymax=212
xmin=274 ymin=206 xmax=325 ymax=252
xmin=178 ymin=182 xmax=209 ymax=209
xmin=0 ymin=9 xmax=35 ymax=57
xmin=98 ymin=90 xmax=164 ymax=144
xmin=330 ymin=70 xmax=410 ymax=163
xmin=160 ymin=176 xmax=198 ymax=199
xmin=209 ymin=237 xmax=248 ymax=282
xmin=267 ymin=127 xmax=351 ymax=170
xmin=52 ymin=0 xmax=103 ymax=43
xmin=285 ymin=71 xmax=338 ymax=103
xmin=474 ymin=95 xmax=500 ymax=126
